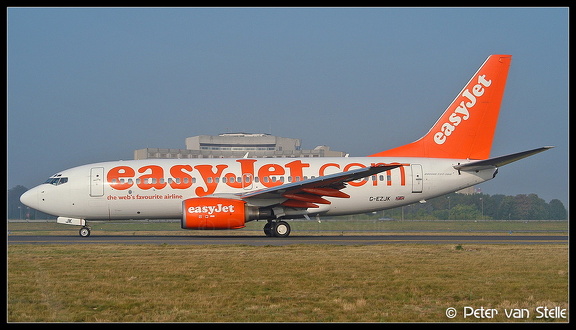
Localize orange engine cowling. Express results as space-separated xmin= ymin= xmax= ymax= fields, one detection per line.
xmin=182 ymin=197 xmax=268 ymax=230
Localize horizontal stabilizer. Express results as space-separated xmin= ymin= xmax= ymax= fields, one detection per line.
xmin=453 ymin=146 xmax=553 ymax=171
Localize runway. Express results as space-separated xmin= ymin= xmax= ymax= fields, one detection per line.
xmin=7 ymin=234 xmax=568 ymax=246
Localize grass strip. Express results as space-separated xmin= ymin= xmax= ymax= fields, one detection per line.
xmin=8 ymin=244 xmax=568 ymax=322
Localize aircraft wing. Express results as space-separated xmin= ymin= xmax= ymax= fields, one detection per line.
xmin=453 ymin=146 xmax=553 ymax=172
xmin=239 ymin=164 xmax=402 ymax=208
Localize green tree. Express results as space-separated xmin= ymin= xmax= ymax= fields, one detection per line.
xmin=448 ymin=204 xmax=483 ymax=220
xmin=547 ymin=199 xmax=568 ymax=220
xmin=513 ymin=194 xmax=548 ymax=220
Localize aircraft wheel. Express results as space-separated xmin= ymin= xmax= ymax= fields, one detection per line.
xmin=272 ymin=221 xmax=291 ymax=238
xmin=79 ymin=227 xmax=91 ymax=237
xmin=263 ymin=222 xmax=274 ymax=237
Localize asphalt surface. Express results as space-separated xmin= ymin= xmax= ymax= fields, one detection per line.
xmin=7 ymin=234 xmax=568 ymax=246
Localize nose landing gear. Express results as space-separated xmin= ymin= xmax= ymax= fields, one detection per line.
xmin=56 ymin=217 xmax=91 ymax=237
xmin=263 ymin=220 xmax=291 ymax=237
xmin=79 ymin=226 xmax=91 ymax=237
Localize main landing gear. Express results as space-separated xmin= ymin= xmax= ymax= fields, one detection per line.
xmin=263 ymin=220 xmax=291 ymax=237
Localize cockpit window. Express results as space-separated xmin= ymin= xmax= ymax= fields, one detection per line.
xmin=44 ymin=176 xmax=68 ymax=185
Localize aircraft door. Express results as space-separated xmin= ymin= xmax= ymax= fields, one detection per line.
xmin=411 ymin=164 xmax=423 ymax=193
xmin=90 ymin=167 xmax=105 ymax=197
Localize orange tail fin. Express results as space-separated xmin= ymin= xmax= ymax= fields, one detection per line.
xmin=370 ymin=55 xmax=512 ymax=160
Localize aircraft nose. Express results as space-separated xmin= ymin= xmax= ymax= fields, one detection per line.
xmin=20 ymin=188 xmax=38 ymax=209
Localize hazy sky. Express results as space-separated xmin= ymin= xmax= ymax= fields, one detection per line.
xmin=7 ymin=7 xmax=568 ymax=206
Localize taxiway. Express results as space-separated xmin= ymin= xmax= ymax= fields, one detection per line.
xmin=7 ymin=234 xmax=567 ymax=246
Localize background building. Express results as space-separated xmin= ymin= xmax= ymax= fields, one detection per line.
xmin=134 ymin=133 xmax=346 ymax=159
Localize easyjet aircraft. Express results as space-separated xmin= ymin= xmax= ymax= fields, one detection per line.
xmin=20 ymin=55 xmax=552 ymax=237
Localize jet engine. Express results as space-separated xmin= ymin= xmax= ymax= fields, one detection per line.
xmin=182 ymin=197 xmax=271 ymax=229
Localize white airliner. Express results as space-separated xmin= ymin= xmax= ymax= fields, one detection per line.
xmin=20 ymin=54 xmax=552 ymax=237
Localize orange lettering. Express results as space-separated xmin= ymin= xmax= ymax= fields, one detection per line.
xmin=224 ymin=159 xmax=257 ymax=188
xmin=105 ymin=161 xmax=410 ymax=193
xmin=258 ymin=163 xmax=285 ymax=187
xmin=107 ymin=166 xmax=135 ymax=190
xmin=169 ymin=165 xmax=193 ymax=189
xmin=397 ymin=163 xmax=407 ymax=186
xmin=371 ymin=162 xmax=386 ymax=186
xmin=137 ymin=165 xmax=167 ymax=190
xmin=194 ymin=164 xmax=228 ymax=196
xmin=285 ymin=160 xmax=310 ymax=179
xmin=344 ymin=163 xmax=367 ymax=187
xmin=319 ymin=163 xmax=340 ymax=176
